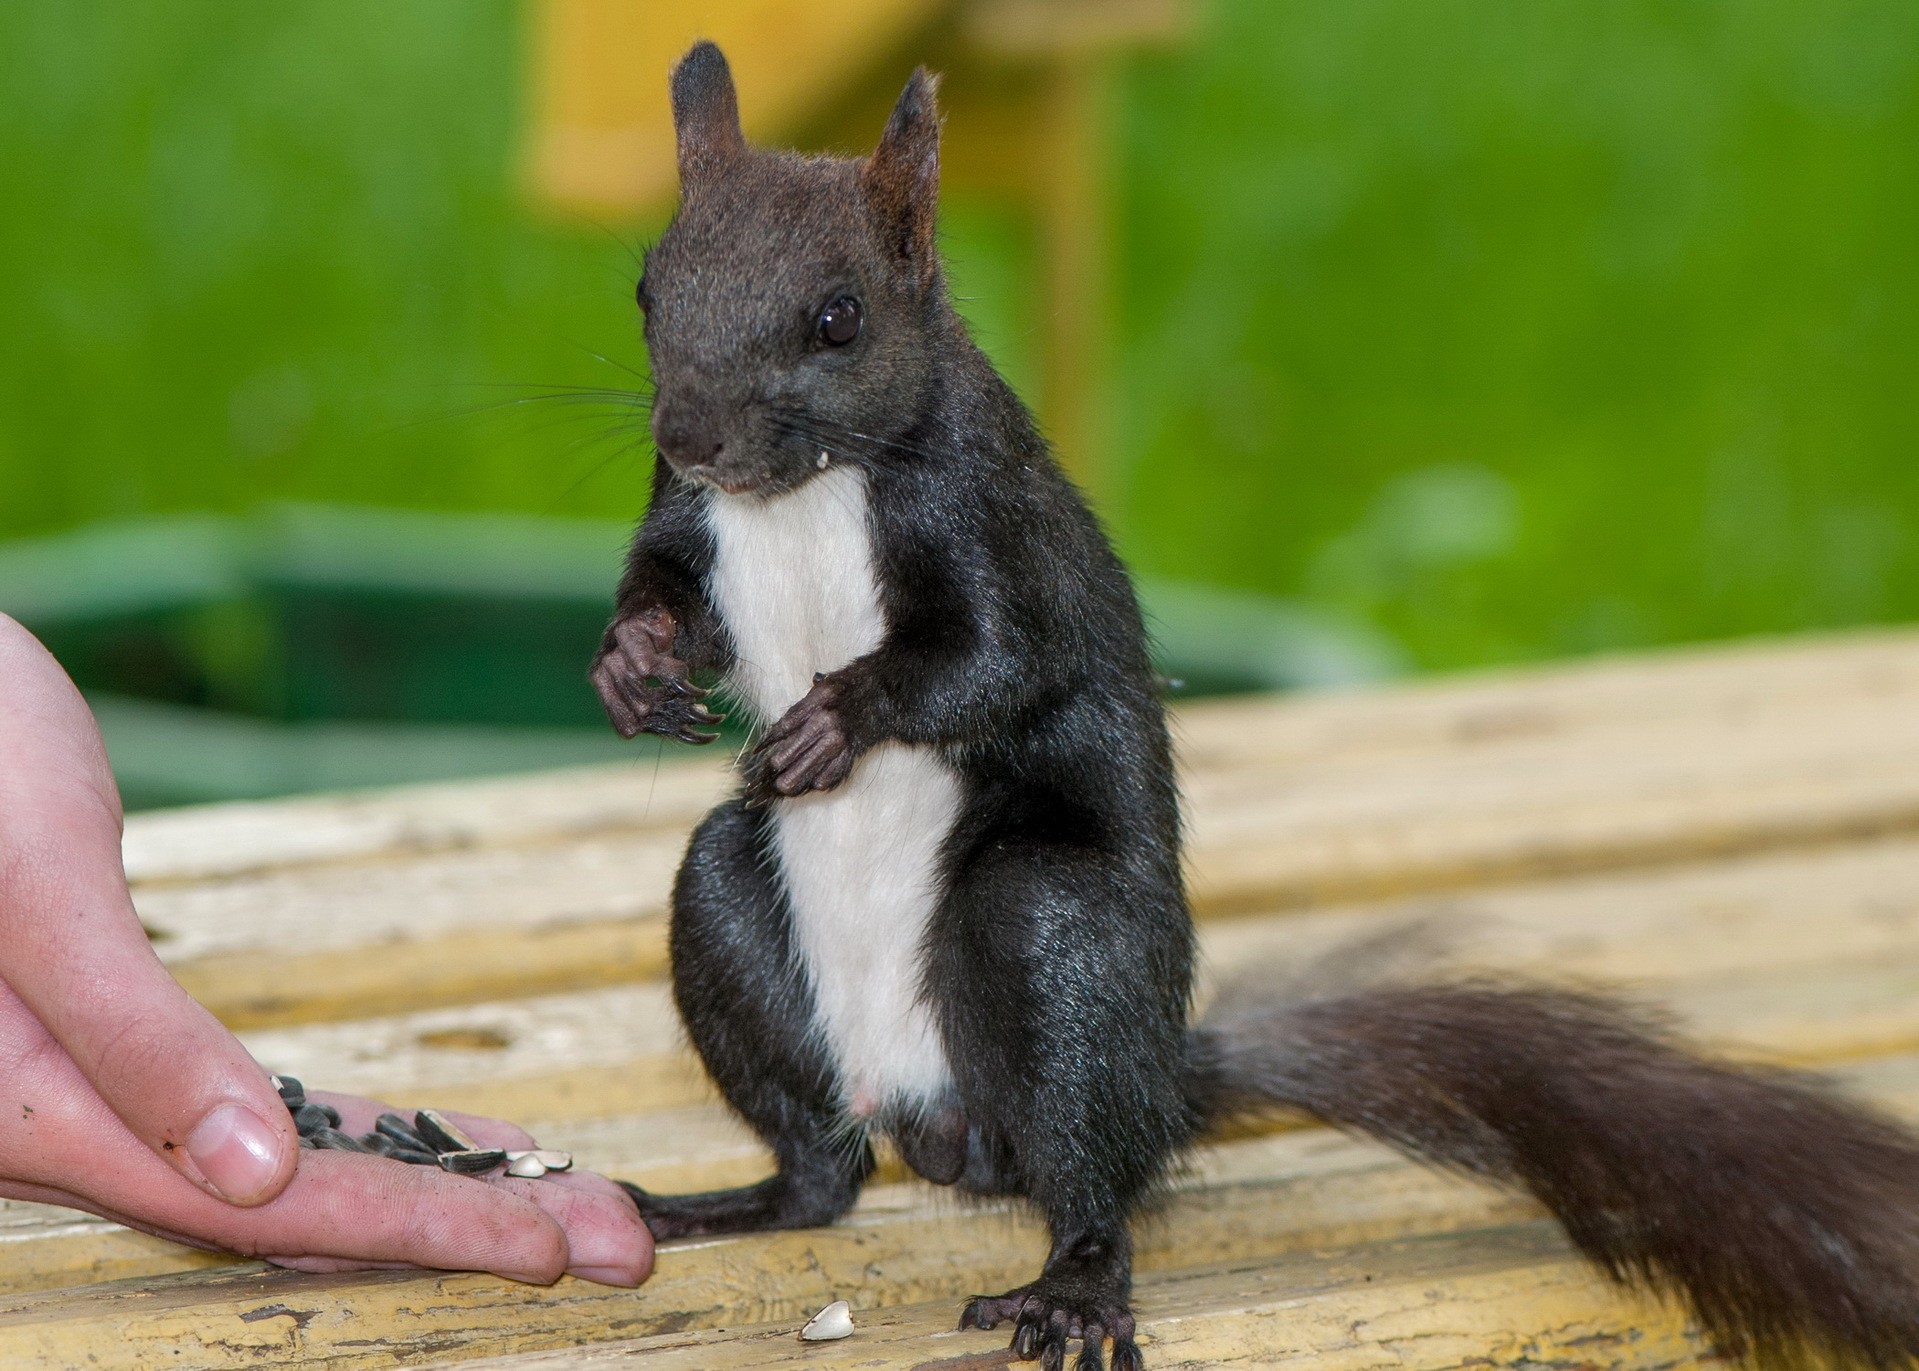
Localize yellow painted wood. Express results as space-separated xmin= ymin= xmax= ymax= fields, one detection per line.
xmin=526 ymin=0 xmax=944 ymax=214
xmin=0 ymin=1223 xmax=1697 ymax=1371
xmin=436 ymin=1227 xmax=1698 ymax=1371
xmin=0 ymin=1202 xmax=233 ymax=1294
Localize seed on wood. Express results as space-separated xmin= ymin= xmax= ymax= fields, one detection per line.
xmin=415 ymin=1109 xmax=480 ymax=1154
xmin=799 ymin=1300 xmax=854 ymax=1341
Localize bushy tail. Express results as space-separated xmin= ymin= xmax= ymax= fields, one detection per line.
xmin=1187 ymin=980 xmax=1919 ymax=1367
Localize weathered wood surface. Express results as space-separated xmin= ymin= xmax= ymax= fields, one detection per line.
xmin=133 ymin=630 xmax=1919 ymax=1027
xmin=432 ymin=1227 xmax=1697 ymax=1371
xmin=0 ymin=1225 xmax=1700 ymax=1371
xmin=9 ymin=632 xmax=1919 ymax=1368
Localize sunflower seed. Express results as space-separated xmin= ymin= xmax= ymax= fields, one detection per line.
xmin=799 ymin=1300 xmax=854 ymax=1341
xmin=438 ymin=1148 xmax=507 ymax=1175
xmin=272 ymin=1075 xmax=305 ymax=1109
xmin=374 ymin=1113 xmax=428 ymax=1149
xmin=505 ymin=1154 xmax=548 ymax=1178
xmin=292 ymin=1103 xmax=339 ymax=1136
xmin=308 ymin=1127 xmax=369 ymax=1152
xmin=415 ymin=1109 xmax=480 ymax=1154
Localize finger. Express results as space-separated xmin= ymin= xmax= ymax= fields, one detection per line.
xmin=0 ymin=1004 xmax=567 ymax=1283
xmin=765 ymin=719 xmax=828 ymax=770
xmin=493 ymin=1171 xmax=654 ymax=1286
xmin=0 ymin=620 xmax=296 ymax=1206
xmin=816 ymin=748 xmax=856 ymax=790
xmin=258 ymin=1099 xmax=647 ymax=1284
xmin=214 ymin=1092 xmax=645 ymax=1283
xmin=592 ymin=665 xmax=641 ymax=736
xmin=776 ymin=735 xmax=844 ymax=793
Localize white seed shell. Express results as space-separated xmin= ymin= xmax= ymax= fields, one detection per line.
xmin=799 ymin=1299 xmax=854 ymax=1341
xmin=505 ymin=1154 xmax=548 ymax=1178
xmin=505 ymin=1149 xmax=573 ymax=1172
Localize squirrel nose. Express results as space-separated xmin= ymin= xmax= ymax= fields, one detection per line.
xmin=652 ymin=403 xmax=725 ymax=469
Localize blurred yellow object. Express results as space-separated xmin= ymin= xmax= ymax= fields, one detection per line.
xmin=526 ymin=0 xmax=1190 ymax=489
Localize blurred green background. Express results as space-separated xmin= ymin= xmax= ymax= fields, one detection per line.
xmin=1 ymin=1 xmax=1914 ymax=806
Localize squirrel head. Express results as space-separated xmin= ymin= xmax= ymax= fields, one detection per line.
xmin=639 ymin=41 xmax=948 ymax=498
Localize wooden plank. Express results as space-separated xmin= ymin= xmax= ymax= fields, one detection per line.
xmin=121 ymin=751 xmax=730 ymax=887
xmin=0 ymin=1225 xmax=1701 ymax=1370
xmin=0 ymin=1201 xmax=233 ymax=1293
xmin=1173 ymin=625 xmax=1919 ymax=773
xmin=131 ymin=639 xmax=1919 ymax=1029
xmin=209 ymin=834 xmax=1919 ymax=1127
xmin=1200 ymin=833 xmax=1919 ymax=997
xmin=429 ymin=1227 xmax=1697 ymax=1371
xmin=1186 ymin=685 xmax=1919 ymax=912
xmin=145 ymin=829 xmax=683 ymax=1029
xmin=123 ymin=629 xmax=1919 ymax=887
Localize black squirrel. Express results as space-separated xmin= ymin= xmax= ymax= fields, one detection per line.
xmin=592 ymin=41 xmax=1919 ymax=1371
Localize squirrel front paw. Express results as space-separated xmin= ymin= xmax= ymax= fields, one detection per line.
xmin=591 ymin=607 xmax=724 ymax=744
xmin=743 ymin=674 xmax=859 ymax=803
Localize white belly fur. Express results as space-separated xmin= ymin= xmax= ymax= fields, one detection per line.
xmin=704 ymin=465 xmax=958 ymax=1116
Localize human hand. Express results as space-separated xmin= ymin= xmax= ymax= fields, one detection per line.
xmin=0 ymin=615 xmax=652 ymax=1284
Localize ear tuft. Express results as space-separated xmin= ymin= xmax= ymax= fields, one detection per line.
xmin=861 ymin=67 xmax=943 ymax=285
xmin=670 ymin=40 xmax=745 ymax=189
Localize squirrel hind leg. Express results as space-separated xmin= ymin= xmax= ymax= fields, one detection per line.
xmin=959 ymin=1227 xmax=1140 ymax=1371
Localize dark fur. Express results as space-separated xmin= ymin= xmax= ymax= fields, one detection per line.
xmin=595 ymin=42 xmax=1919 ymax=1371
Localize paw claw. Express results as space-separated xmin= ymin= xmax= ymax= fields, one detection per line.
xmin=592 ymin=608 xmax=718 ymax=743
xmin=1014 ymin=1319 xmax=1041 ymax=1360
xmin=957 ymin=1279 xmax=1136 ymax=1371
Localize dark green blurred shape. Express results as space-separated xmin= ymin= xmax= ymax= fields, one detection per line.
xmin=1 ymin=509 xmax=1389 ymax=807
xmin=1 ymin=1 xmax=1915 ymax=803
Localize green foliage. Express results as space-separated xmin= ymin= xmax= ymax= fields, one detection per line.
xmin=3 ymin=0 xmax=1916 ymax=679
xmin=0 ymin=1 xmax=651 ymax=534
xmin=1114 ymin=0 xmax=1919 ymax=668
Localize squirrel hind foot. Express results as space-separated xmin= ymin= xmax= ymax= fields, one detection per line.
xmin=958 ymin=1286 xmax=1140 ymax=1371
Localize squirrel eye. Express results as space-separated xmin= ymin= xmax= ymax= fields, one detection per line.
xmin=817 ymin=296 xmax=862 ymax=346
xmin=635 ymin=276 xmax=650 ymax=314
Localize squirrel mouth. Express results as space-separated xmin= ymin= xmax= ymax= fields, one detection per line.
xmin=684 ymin=465 xmax=765 ymax=497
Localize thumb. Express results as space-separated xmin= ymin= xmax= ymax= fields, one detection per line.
xmin=1 ymin=822 xmax=300 ymax=1205
xmin=0 ymin=616 xmax=298 ymax=1204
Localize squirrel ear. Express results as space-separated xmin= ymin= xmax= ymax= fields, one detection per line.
xmin=862 ymin=67 xmax=942 ymax=285
xmin=670 ymin=41 xmax=746 ymax=189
